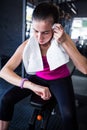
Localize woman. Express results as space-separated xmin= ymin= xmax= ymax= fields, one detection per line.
xmin=0 ymin=2 xmax=87 ymax=130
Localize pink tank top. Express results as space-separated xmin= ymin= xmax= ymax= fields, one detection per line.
xmin=36 ymin=56 xmax=70 ymax=80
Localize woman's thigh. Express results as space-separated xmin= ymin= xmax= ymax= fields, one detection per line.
xmin=49 ymin=76 xmax=75 ymax=108
xmin=49 ymin=76 xmax=78 ymax=130
xmin=2 ymin=75 xmax=49 ymax=104
xmin=1 ymin=87 xmax=31 ymax=106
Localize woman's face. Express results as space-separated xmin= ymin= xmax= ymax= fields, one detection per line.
xmin=32 ymin=19 xmax=53 ymax=45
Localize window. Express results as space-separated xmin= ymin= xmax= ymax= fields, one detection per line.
xmin=71 ymin=17 xmax=87 ymax=40
xmin=26 ymin=4 xmax=34 ymax=38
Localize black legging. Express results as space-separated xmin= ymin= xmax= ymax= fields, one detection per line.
xmin=0 ymin=75 xmax=79 ymax=130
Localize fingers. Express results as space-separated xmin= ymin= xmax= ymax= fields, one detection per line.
xmin=52 ymin=23 xmax=65 ymax=43
xmin=52 ymin=23 xmax=63 ymax=31
xmin=41 ymin=88 xmax=52 ymax=100
xmin=53 ymin=24 xmax=64 ymax=36
xmin=34 ymin=85 xmax=52 ymax=100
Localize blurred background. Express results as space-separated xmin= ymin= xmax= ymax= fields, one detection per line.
xmin=0 ymin=0 xmax=87 ymax=130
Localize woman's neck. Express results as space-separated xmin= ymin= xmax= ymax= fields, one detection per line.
xmin=39 ymin=42 xmax=51 ymax=56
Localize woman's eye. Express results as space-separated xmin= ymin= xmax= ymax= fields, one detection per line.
xmin=35 ymin=30 xmax=38 ymax=33
xmin=44 ymin=32 xmax=49 ymax=34
xmin=43 ymin=31 xmax=50 ymax=35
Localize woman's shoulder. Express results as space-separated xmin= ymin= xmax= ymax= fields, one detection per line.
xmin=18 ymin=39 xmax=29 ymax=50
xmin=14 ymin=39 xmax=29 ymax=56
xmin=22 ymin=38 xmax=29 ymax=47
xmin=22 ymin=36 xmax=35 ymax=46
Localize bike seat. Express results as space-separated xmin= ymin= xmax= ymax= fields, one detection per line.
xmin=30 ymin=94 xmax=56 ymax=110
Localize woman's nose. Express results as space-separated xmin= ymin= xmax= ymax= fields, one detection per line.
xmin=37 ymin=32 xmax=43 ymax=40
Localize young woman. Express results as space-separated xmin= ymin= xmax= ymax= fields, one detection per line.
xmin=0 ymin=2 xmax=87 ymax=130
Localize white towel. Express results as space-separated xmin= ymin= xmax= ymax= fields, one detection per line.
xmin=23 ymin=36 xmax=69 ymax=74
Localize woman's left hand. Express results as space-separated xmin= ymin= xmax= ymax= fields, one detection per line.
xmin=52 ymin=23 xmax=66 ymax=44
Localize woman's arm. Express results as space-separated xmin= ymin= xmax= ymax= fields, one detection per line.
xmin=0 ymin=39 xmax=51 ymax=100
xmin=61 ymin=34 xmax=87 ymax=74
xmin=53 ymin=23 xmax=87 ymax=74
xmin=0 ymin=40 xmax=28 ymax=86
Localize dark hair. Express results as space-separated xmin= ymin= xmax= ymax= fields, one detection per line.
xmin=32 ymin=2 xmax=59 ymax=24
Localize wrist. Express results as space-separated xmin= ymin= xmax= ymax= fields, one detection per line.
xmin=60 ymin=33 xmax=68 ymax=44
xmin=20 ymin=78 xmax=28 ymax=89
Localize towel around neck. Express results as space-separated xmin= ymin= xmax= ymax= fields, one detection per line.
xmin=23 ymin=36 xmax=69 ymax=74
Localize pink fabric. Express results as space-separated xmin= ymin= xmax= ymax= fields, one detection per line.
xmin=36 ymin=56 xmax=70 ymax=80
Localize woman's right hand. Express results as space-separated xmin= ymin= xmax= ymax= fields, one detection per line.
xmin=33 ymin=84 xmax=52 ymax=100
